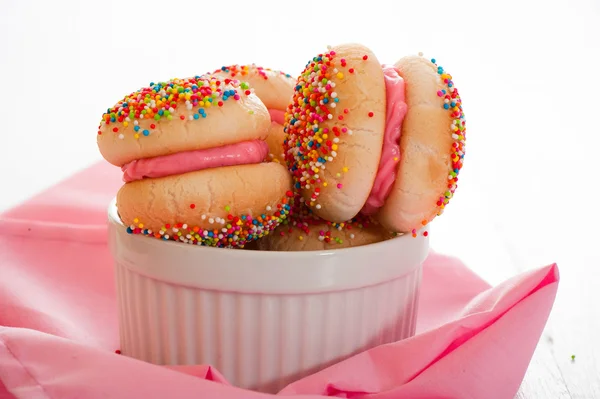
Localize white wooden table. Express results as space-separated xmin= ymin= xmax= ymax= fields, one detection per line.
xmin=431 ymin=157 xmax=600 ymax=399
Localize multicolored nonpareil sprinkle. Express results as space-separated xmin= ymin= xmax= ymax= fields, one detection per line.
xmin=98 ymin=75 xmax=252 ymax=140
xmin=429 ymin=55 xmax=466 ymax=218
xmin=125 ymin=196 xmax=293 ymax=249
xmin=213 ymin=64 xmax=292 ymax=80
xmin=283 ymin=49 xmax=363 ymax=210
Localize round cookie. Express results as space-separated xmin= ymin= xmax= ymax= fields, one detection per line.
xmin=257 ymin=213 xmax=396 ymax=252
xmin=283 ymin=43 xmax=387 ymax=223
xmin=98 ymin=75 xmax=271 ymax=167
xmin=212 ymin=64 xmax=295 ymax=164
xmin=375 ymin=55 xmax=466 ymax=233
xmin=117 ymin=163 xmax=293 ymax=248
xmin=212 ymin=64 xmax=295 ymax=111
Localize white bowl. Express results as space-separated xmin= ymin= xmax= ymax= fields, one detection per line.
xmin=107 ymin=199 xmax=429 ymax=393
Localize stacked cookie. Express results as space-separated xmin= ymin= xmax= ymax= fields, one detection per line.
xmin=97 ymin=43 xmax=465 ymax=251
xmin=97 ymin=75 xmax=293 ymax=249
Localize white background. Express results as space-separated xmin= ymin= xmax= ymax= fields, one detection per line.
xmin=1 ymin=0 xmax=599 ymax=285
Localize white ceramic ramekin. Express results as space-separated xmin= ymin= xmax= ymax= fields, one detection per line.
xmin=107 ymin=199 xmax=429 ymax=393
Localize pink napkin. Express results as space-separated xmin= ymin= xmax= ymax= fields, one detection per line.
xmin=0 ymin=162 xmax=559 ymax=399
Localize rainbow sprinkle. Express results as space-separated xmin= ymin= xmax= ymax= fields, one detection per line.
xmin=125 ymin=195 xmax=293 ymax=249
xmin=429 ymin=56 xmax=466 ymax=218
xmin=283 ymin=49 xmax=364 ymax=210
xmin=213 ymin=64 xmax=292 ymax=80
xmin=98 ymin=75 xmax=252 ymax=140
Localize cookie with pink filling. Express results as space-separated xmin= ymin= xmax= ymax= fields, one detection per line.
xmin=283 ymin=44 xmax=466 ymax=234
xmin=97 ymin=75 xmax=293 ymax=248
xmin=212 ymin=64 xmax=295 ymax=164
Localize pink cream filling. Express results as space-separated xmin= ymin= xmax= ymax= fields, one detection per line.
xmin=268 ymin=109 xmax=285 ymax=125
xmin=361 ymin=65 xmax=408 ymax=216
xmin=121 ymin=140 xmax=269 ymax=182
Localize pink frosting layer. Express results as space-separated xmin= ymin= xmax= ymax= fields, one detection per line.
xmin=361 ymin=65 xmax=408 ymax=216
xmin=268 ymin=109 xmax=285 ymax=125
xmin=121 ymin=140 xmax=269 ymax=182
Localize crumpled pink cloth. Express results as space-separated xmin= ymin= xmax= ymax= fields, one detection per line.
xmin=0 ymin=162 xmax=559 ymax=399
